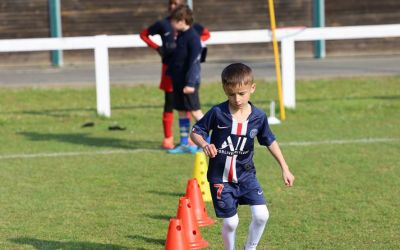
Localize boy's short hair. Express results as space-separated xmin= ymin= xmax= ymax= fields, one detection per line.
xmin=221 ymin=63 xmax=254 ymax=88
xmin=170 ymin=4 xmax=194 ymax=26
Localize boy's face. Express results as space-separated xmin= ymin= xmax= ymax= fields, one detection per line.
xmin=223 ymin=83 xmax=256 ymax=110
xmin=169 ymin=0 xmax=183 ymax=12
xmin=171 ymin=19 xmax=188 ymax=31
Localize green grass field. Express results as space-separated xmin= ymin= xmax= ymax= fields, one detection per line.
xmin=0 ymin=76 xmax=399 ymax=250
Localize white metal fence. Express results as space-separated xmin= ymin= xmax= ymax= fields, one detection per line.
xmin=1 ymin=24 xmax=399 ymax=117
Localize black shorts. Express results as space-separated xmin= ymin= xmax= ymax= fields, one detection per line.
xmin=173 ymin=87 xmax=201 ymax=111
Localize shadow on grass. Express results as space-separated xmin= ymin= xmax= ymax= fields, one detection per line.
xmin=148 ymin=190 xmax=185 ymax=197
xmin=19 ymin=107 xmax=96 ymax=118
xmin=9 ymin=237 xmax=128 ymax=250
xmin=6 ymin=104 xmax=163 ymax=117
xmin=19 ymin=132 xmax=160 ymax=150
xmin=127 ymin=235 xmax=164 ymax=246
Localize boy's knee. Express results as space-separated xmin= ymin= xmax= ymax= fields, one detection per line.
xmin=223 ymin=214 xmax=239 ymax=232
xmin=252 ymin=205 xmax=269 ymax=225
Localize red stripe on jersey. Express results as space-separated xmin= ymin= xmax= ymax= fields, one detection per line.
xmin=228 ymin=156 xmax=234 ymax=182
xmin=236 ymin=122 xmax=242 ymax=135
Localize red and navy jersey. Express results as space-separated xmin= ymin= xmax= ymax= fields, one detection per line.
xmin=146 ymin=17 xmax=176 ymax=64
xmin=140 ymin=17 xmax=210 ymax=65
xmin=192 ymin=101 xmax=276 ymax=183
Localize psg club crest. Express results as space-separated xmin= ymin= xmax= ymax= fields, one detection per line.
xmin=250 ymin=129 xmax=258 ymax=139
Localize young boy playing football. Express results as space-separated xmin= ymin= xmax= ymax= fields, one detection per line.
xmin=190 ymin=63 xmax=295 ymax=249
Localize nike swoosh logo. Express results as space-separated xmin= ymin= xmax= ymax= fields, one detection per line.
xmin=257 ymin=190 xmax=263 ymax=195
xmin=217 ymin=125 xmax=229 ymax=129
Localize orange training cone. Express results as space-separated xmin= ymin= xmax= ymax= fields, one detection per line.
xmin=165 ymin=218 xmax=190 ymax=250
xmin=176 ymin=197 xmax=208 ymax=249
xmin=185 ymin=179 xmax=215 ymax=227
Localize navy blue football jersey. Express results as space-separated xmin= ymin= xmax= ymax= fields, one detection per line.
xmin=147 ymin=17 xmax=205 ymax=65
xmin=192 ymin=101 xmax=276 ymax=183
xmin=167 ymin=27 xmax=202 ymax=88
xmin=147 ymin=17 xmax=176 ymax=64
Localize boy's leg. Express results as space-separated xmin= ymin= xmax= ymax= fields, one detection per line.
xmin=237 ymin=177 xmax=268 ymax=249
xmin=161 ymin=91 xmax=174 ymax=149
xmin=160 ymin=63 xmax=174 ymax=149
xmin=222 ymin=213 xmax=239 ymax=250
xmin=191 ymin=109 xmax=204 ymax=121
xmin=169 ymin=87 xmax=201 ymax=153
xmin=210 ymin=183 xmax=240 ymax=250
xmin=178 ymin=111 xmax=190 ymax=145
xmin=244 ymin=205 xmax=269 ymax=250
xmin=168 ymin=111 xmax=190 ymax=153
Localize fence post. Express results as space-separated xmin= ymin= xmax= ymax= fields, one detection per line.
xmin=281 ymin=38 xmax=296 ymax=109
xmin=313 ymin=0 xmax=326 ymax=58
xmin=94 ymin=35 xmax=111 ymax=117
xmin=48 ymin=0 xmax=63 ymax=66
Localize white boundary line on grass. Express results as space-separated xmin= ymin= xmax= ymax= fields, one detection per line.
xmin=278 ymin=137 xmax=399 ymax=146
xmin=1 ymin=137 xmax=398 ymax=160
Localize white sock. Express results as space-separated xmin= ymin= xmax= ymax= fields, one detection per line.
xmin=244 ymin=205 xmax=269 ymax=250
xmin=222 ymin=214 xmax=239 ymax=250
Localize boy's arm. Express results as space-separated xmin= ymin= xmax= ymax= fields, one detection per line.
xmin=193 ymin=23 xmax=210 ymax=42
xmin=190 ymin=132 xmax=217 ymax=158
xmin=267 ymin=141 xmax=295 ymax=187
xmin=185 ymin=37 xmax=202 ymax=89
xmin=200 ymin=28 xmax=211 ymax=42
xmin=190 ymin=109 xmax=217 ymax=157
xmin=139 ymin=29 xmax=159 ymax=49
xmin=139 ymin=21 xmax=164 ymax=57
xmin=140 ymin=29 xmax=164 ymax=57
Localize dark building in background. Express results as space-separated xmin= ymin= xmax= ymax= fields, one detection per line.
xmin=0 ymin=0 xmax=399 ymax=66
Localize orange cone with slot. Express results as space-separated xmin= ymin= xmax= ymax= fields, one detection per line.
xmin=176 ymin=197 xmax=208 ymax=249
xmin=185 ymin=179 xmax=215 ymax=227
xmin=165 ymin=218 xmax=190 ymax=250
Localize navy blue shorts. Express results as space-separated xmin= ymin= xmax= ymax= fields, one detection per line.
xmin=210 ymin=177 xmax=266 ymax=218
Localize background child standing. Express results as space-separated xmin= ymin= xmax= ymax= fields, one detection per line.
xmin=190 ymin=63 xmax=295 ymax=249
xmin=167 ymin=4 xmax=206 ymax=154
xmin=140 ymin=0 xmax=210 ymax=150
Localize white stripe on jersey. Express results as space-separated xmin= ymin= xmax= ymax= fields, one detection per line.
xmin=241 ymin=121 xmax=248 ymax=136
xmin=222 ymin=155 xmax=232 ymax=182
xmin=231 ymin=121 xmax=238 ymax=135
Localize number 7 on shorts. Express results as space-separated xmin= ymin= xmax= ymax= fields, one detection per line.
xmin=213 ymin=184 xmax=224 ymax=200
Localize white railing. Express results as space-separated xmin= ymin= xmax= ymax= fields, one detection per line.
xmin=1 ymin=24 xmax=399 ymax=116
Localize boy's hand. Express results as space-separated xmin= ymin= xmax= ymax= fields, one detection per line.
xmin=202 ymin=144 xmax=218 ymax=158
xmin=282 ymin=169 xmax=295 ymax=187
xmin=183 ymin=86 xmax=195 ymax=94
